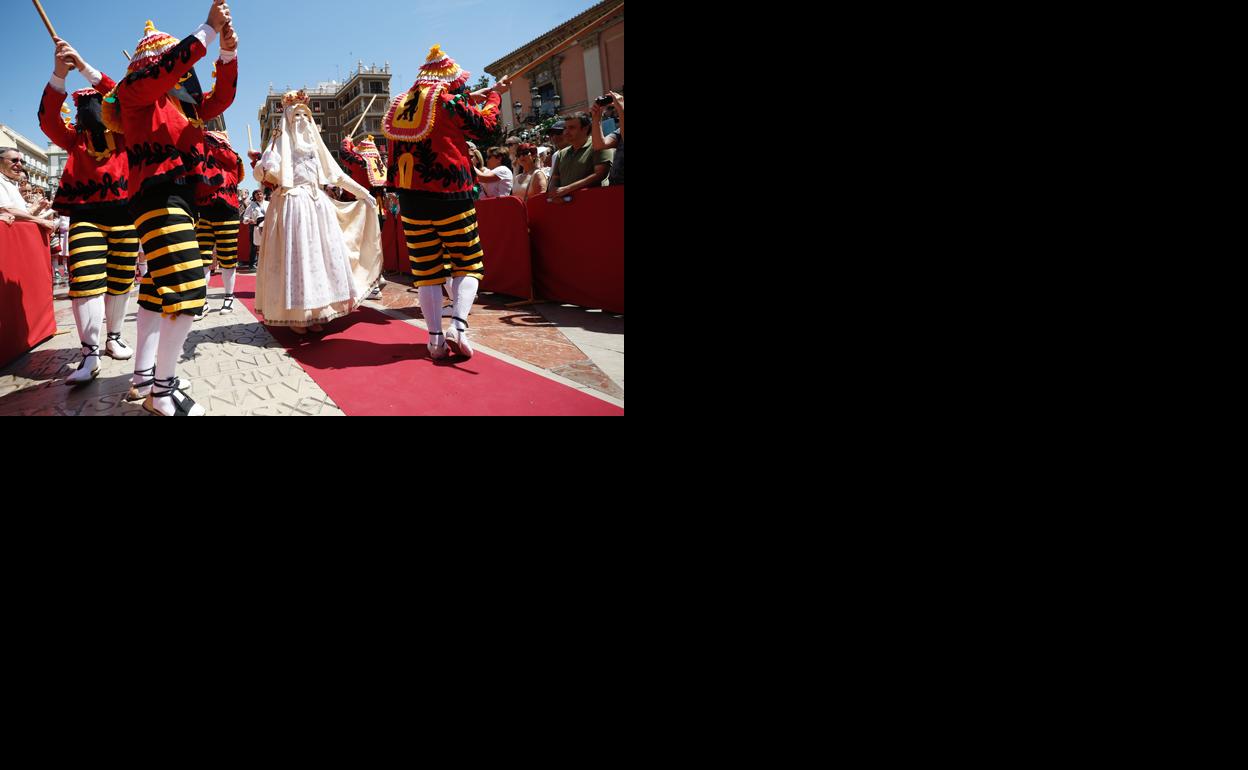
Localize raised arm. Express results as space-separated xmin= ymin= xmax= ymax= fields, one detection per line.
xmin=54 ymin=37 xmax=115 ymax=95
xmin=340 ymin=137 xmax=365 ymax=174
xmin=39 ymin=87 xmax=78 ymax=151
xmin=118 ymin=1 xmax=231 ymax=106
xmin=200 ymin=22 xmax=239 ymax=121
xmin=591 ymin=101 xmax=619 ymax=152
xmin=39 ymin=39 xmax=79 ymax=149
xmin=445 ymin=90 xmax=503 ymax=142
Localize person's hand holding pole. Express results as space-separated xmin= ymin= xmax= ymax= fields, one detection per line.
xmin=221 ymin=21 xmax=239 ymax=52
xmin=470 ymin=75 xmax=511 ymax=104
xmin=206 ymin=0 xmax=231 ymax=34
xmin=52 ymin=37 xmax=71 ymax=79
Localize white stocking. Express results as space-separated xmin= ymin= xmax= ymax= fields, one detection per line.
xmin=105 ymin=292 xmax=130 ymax=336
xmin=419 ymin=285 xmax=444 ymax=336
xmin=70 ymin=295 xmax=105 ymax=347
xmin=155 ymin=314 xmax=194 ymax=381
xmin=132 ymin=308 xmax=161 ymax=384
xmin=451 ymin=276 xmax=479 ymax=331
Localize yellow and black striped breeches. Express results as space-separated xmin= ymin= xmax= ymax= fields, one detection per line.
xmin=134 ymin=203 xmax=207 ymax=317
xmin=398 ymin=195 xmax=486 ymax=288
xmin=196 ymin=204 xmax=241 ymax=271
xmin=66 ymin=219 xmax=139 ymax=299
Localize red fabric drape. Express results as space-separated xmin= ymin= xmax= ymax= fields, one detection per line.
xmin=0 ymin=224 xmax=57 ymax=368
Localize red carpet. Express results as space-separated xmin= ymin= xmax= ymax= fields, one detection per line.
xmin=222 ymin=274 xmax=623 ymax=416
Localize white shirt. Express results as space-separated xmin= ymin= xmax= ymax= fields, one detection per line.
xmin=480 ymin=166 xmax=514 ymax=198
xmin=513 ymin=168 xmax=549 ymax=199
xmin=0 ymin=174 xmax=28 ymax=212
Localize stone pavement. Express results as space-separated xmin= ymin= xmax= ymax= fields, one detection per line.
xmin=0 ymin=271 xmax=624 ymax=416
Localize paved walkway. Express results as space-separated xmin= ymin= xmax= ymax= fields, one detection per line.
xmin=0 ymin=271 xmax=623 ymax=416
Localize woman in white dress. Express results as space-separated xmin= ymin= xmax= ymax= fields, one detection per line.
xmin=252 ymin=90 xmax=382 ymax=334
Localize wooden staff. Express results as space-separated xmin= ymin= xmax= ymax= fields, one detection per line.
xmin=507 ymin=2 xmax=623 ymax=82
xmin=32 ymin=0 xmax=56 ymax=39
xmin=349 ymin=94 xmax=379 ymax=139
xmin=247 ymin=124 xmax=254 ymax=153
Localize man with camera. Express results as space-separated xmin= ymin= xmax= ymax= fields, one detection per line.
xmin=592 ymin=90 xmax=623 ymax=187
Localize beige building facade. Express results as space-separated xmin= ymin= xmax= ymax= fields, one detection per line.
xmin=0 ymin=124 xmax=52 ymax=193
xmin=258 ymin=62 xmax=393 ymax=164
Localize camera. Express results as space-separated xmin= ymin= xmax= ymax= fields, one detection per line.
xmin=595 ymin=95 xmax=614 ymax=106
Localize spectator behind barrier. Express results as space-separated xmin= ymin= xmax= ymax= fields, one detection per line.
xmin=52 ymin=214 xmax=70 ymax=283
xmin=476 ymin=146 xmax=514 ymax=198
xmin=19 ymin=172 xmax=55 ymax=220
xmin=0 ymin=148 xmax=54 ymax=230
xmin=592 ymin=89 xmax=624 ymax=186
xmin=548 ymin=112 xmax=613 ymax=203
xmin=512 ymin=143 xmax=548 ymax=202
xmin=546 ymin=120 xmax=569 ymax=152
xmin=241 ymin=189 xmax=266 ymax=270
xmin=504 ymin=135 xmax=521 ymax=167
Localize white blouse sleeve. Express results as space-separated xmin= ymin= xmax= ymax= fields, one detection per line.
xmin=254 ymin=143 xmax=281 ymax=183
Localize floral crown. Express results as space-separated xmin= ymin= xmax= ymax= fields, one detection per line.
xmin=282 ymin=90 xmax=310 ymax=108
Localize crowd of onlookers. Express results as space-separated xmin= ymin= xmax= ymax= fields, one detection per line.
xmin=468 ymin=88 xmax=624 ymax=203
xmin=1 ymin=147 xmax=69 ymax=284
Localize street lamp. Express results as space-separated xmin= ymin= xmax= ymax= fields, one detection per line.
xmin=552 ymin=93 xmax=561 ymax=113
xmin=531 ymin=85 xmax=542 ymax=115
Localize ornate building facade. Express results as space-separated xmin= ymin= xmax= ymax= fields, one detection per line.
xmin=485 ymin=1 xmax=624 ymax=134
xmin=257 ymin=62 xmax=392 ymax=163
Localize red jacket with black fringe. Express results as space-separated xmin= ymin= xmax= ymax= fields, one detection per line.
xmin=113 ymin=31 xmax=238 ymax=199
xmin=38 ymin=74 xmax=130 ymax=216
xmin=195 ymin=133 xmax=244 ymax=210
xmin=385 ymin=90 xmax=501 ymax=200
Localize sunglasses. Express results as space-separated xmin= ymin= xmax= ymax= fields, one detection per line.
xmin=2 ymin=157 xmax=23 ymax=164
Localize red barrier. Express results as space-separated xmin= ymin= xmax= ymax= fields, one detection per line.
xmin=381 ymin=215 xmax=403 ymax=273
xmin=0 ymin=224 xmax=57 ymax=369
xmin=474 ymin=196 xmax=532 ymax=299
xmin=527 ymin=187 xmax=624 ymax=314
xmin=237 ymin=222 xmax=250 ymax=266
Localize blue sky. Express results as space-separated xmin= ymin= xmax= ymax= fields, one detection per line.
xmin=2 ymin=0 xmax=599 ymax=152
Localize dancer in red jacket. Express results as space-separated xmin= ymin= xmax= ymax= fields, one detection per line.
xmin=103 ymin=1 xmax=238 ymax=415
xmin=382 ymin=44 xmax=510 ymax=360
xmin=39 ymin=38 xmax=137 ymax=384
xmin=195 ymin=130 xmax=244 ymax=315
